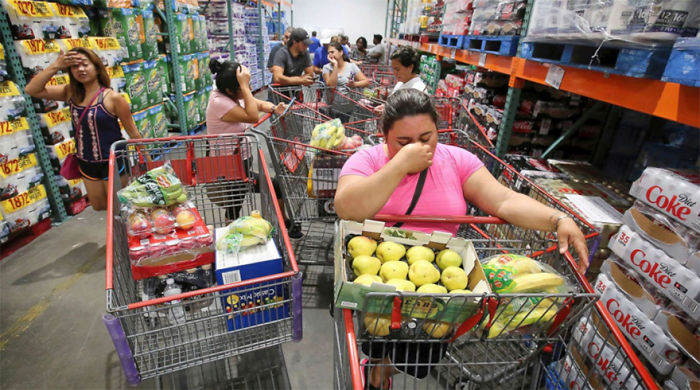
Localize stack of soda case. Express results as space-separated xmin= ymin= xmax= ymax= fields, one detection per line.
xmin=469 ymin=0 xmax=527 ymax=36
xmin=582 ymin=167 xmax=700 ymax=389
xmin=419 ymin=54 xmax=441 ymax=94
xmin=440 ymin=0 xmax=472 ymax=36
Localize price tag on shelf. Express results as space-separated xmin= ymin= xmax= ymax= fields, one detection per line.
xmin=54 ymin=138 xmax=76 ymax=160
xmin=0 ymin=154 xmax=38 ymax=178
xmin=545 ymin=64 xmax=565 ymax=89
xmin=450 ymin=48 xmax=456 ymax=58
xmin=478 ymin=53 xmax=487 ymax=67
xmin=1 ymin=185 xmax=47 ymax=214
xmin=0 ymin=117 xmax=29 ymax=137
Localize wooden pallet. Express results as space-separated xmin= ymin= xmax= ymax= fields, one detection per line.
xmin=463 ymin=35 xmax=520 ymax=56
xmin=520 ymin=41 xmax=673 ymax=79
xmin=1 ymin=218 xmax=52 ymax=260
xmin=438 ymin=34 xmax=466 ymax=49
xmin=662 ymin=38 xmax=700 ymax=87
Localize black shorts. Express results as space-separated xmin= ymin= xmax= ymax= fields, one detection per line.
xmin=78 ymin=158 xmax=126 ymax=181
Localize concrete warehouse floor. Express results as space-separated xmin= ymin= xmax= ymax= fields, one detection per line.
xmin=0 ymin=207 xmax=336 ymax=390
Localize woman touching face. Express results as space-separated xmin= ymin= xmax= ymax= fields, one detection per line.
xmin=328 ymin=45 xmax=344 ymax=63
xmin=69 ymin=53 xmax=97 ymax=84
xmin=384 ymin=114 xmax=438 ymax=158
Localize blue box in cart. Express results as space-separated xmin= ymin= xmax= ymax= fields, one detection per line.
xmin=214 ymin=228 xmax=289 ymax=331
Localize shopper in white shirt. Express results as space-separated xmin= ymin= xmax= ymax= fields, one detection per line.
xmin=389 ymin=45 xmax=427 ymax=93
xmin=373 ymin=45 xmax=427 ymax=113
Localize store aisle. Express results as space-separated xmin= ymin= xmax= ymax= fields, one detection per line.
xmin=0 ymin=208 xmax=334 ymax=389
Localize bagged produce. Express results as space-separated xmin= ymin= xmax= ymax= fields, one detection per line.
xmin=310 ymin=118 xmax=346 ymax=150
xmin=215 ymin=211 xmax=274 ymax=254
xmin=117 ymin=162 xmax=187 ymax=207
xmin=482 ymin=253 xmax=570 ymax=293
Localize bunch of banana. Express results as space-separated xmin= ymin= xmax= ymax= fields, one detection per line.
xmin=229 ymin=211 xmax=273 ymax=247
xmin=310 ymin=119 xmax=346 ymax=150
xmin=487 ymin=298 xmax=558 ymax=338
xmin=118 ymin=163 xmax=187 ymax=206
xmin=482 ymin=254 xmax=565 ymax=293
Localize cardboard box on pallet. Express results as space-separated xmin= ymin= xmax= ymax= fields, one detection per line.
xmin=333 ymin=219 xmax=490 ymax=322
xmin=214 ymin=227 xmax=289 ymax=331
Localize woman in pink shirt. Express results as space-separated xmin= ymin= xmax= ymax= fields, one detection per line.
xmin=206 ymin=59 xmax=286 ymax=221
xmin=335 ymin=89 xmax=589 ymax=389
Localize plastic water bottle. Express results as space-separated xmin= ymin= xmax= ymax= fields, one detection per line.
xmin=163 ymin=278 xmax=186 ymax=325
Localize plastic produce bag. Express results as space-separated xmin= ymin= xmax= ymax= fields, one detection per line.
xmin=118 ymin=162 xmax=187 ymax=207
xmin=215 ymin=211 xmax=274 ymax=254
xmin=310 ymin=118 xmax=346 ymax=150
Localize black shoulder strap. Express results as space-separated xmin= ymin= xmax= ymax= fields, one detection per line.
xmin=393 ymin=168 xmax=428 ymax=228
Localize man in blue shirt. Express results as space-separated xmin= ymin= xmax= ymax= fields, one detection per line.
xmin=308 ymin=31 xmax=321 ymax=53
xmin=313 ymin=35 xmax=348 ymax=74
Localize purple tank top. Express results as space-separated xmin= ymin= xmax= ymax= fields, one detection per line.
xmin=70 ymin=89 xmax=124 ymax=162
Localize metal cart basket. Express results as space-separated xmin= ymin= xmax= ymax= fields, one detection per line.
xmin=104 ymin=132 xmax=302 ymax=385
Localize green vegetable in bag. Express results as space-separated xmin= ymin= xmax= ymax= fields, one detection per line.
xmin=118 ymin=162 xmax=187 ymax=206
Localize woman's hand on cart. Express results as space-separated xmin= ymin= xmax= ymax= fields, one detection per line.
xmin=272 ymin=102 xmax=288 ymax=115
xmin=556 ymin=216 xmax=589 ymax=273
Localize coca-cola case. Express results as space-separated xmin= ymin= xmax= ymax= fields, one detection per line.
xmin=609 ymin=225 xmax=700 ymax=322
xmin=654 ymin=310 xmax=700 ymax=366
xmin=629 ymin=168 xmax=700 ymax=233
xmin=669 ymin=360 xmax=700 ymax=390
xmin=599 ymin=260 xmax=662 ymax=320
xmin=623 ymin=202 xmax=700 ymax=276
xmin=595 ymin=271 xmax=681 ymax=375
xmin=572 ymin=314 xmax=642 ymax=390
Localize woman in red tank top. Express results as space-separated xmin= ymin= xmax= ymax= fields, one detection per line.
xmin=25 ymin=48 xmax=143 ymax=211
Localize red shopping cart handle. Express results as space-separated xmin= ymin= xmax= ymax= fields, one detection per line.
xmin=373 ymin=214 xmax=506 ymax=225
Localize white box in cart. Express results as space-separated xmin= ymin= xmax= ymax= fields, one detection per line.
xmin=594 ymin=272 xmax=681 ymax=375
xmin=629 ymin=168 xmax=700 ymax=233
xmin=609 ymin=225 xmax=700 ymax=322
xmin=653 ymin=310 xmax=700 ymax=365
xmin=623 ymin=205 xmax=700 ymax=275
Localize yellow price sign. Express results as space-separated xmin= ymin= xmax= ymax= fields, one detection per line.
xmin=0 ymin=118 xmax=29 ymax=137
xmin=21 ymin=39 xmax=60 ymax=55
xmin=67 ymin=178 xmax=83 ymax=187
xmin=107 ymin=66 xmax=125 ymax=79
xmin=10 ymin=0 xmax=54 ymax=17
xmin=1 ymin=185 xmax=47 ymax=214
xmin=0 ymin=154 xmax=38 ymax=178
xmin=60 ymin=38 xmax=93 ymax=51
xmin=0 ymin=80 xmax=20 ymax=97
xmin=54 ymin=139 xmax=76 ymax=160
xmin=42 ymin=108 xmax=71 ymax=128
xmin=50 ymin=3 xmax=86 ymax=18
xmin=48 ymin=74 xmax=70 ymax=86
xmin=0 ymin=43 xmax=4 ymax=61
xmin=90 ymin=37 xmax=121 ymax=51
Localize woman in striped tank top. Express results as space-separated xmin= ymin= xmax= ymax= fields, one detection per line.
xmin=26 ymin=48 xmax=143 ymax=211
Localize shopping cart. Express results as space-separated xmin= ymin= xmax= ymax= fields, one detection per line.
xmin=332 ymin=215 xmax=600 ymax=390
xmin=103 ymin=130 xmax=302 ymax=385
xmin=253 ymin=129 xmax=353 ymax=267
xmin=357 ymin=64 xmax=393 ymax=79
xmin=268 ymin=84 xmax=382 ymax=138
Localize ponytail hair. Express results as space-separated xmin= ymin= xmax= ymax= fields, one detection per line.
xmin=210 ymin=59 xmax=242 ymax=98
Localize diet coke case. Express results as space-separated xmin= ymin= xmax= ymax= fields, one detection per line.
xmin=594 ymin=271 xmax=681 ymax=375
xmin=623 ymin=202 xmax=700 ymax=276
xmin=598 ymin=260 xmax=662 ymax=320
xmin=629 ymin=168 xmax=700 ymax=233
xmin=572 ymin=314 xmax=643 ymax=390
xmin=610 ymin=225 xmax=700 ymax=322
xmin=653 ymin=310 xmax=700 ymax=366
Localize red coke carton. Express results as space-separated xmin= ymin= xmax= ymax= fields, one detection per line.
xmin=609 ymin=225 xmax=700 ymax=322
xmin=629 ymin=168 xmax=700 ymax=233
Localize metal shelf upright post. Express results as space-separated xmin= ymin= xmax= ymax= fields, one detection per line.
xmin=157 ymin=3 xmax=188 ymax=134
xmin=495 ymin=0 xmax=533 ymax=157
xmin=0 ymin=8 xmax=69 ymax=223
xmin=257 ymin=0 xmax=265 ymax=74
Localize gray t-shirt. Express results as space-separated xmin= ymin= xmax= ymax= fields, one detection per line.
xmin=367 ymin=43 xmax=385 ymax=64
xmin=267 ymin=43 xmax=283 ymax=68
xmin=322 ymin=62 xmax=361 ymax=92
xmin=271 ymin=46 xmax=312 ymax=77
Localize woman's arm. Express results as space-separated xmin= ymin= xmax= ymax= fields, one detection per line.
xmin=349 ymin=69 xmax=370 ymax=88
xmin=24 ymin=50 xmax=76 ymax=101
xmin=334 ymin=143 xmax=433 ymax=221
xmin=255 ymin=98 xmax=287 ymax=115
xmin=110 ymin=93 xmax=142 ymax=139
xmin=221 ymin=66 xmax=258 ymax=123
xmin=463 ymin=167 xmax=589 ymax=271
